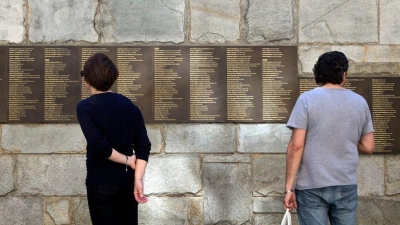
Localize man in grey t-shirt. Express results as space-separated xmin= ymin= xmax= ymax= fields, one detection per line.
xmin=284 ymin=51 xmax=375 ymax=225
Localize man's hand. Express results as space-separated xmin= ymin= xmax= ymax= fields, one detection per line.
xmin=134 ymin=178 xmax=148 ymax=204
xmin=284 ymin=192 xmax=297 ymax=211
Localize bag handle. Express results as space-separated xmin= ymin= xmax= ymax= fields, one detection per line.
xmin=280 ymin=209 xmax=292 ymax=225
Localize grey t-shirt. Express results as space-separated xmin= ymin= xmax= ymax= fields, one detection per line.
xmin=287 ymin=87 xmax=374 ymax=190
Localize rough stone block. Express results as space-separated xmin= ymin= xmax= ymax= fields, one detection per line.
xmin=204 ymin=163 xmax=251 ymax=224
xmin=380 ymin=0 xmax=400 ymax=44
xmin=0 ymin=197 xmax=43 ymax=225
xmin=145 ymin=155 xmax=201 ymax=194
xmin=1 ymin=124 xmax=86 ymax=153
xmin=238 ymin=124 xmax=290 ymax=153
xmin=386 ymin=155 xmax=400 ymax=195
xmin=190 ymin=0 xmax=240 ymax=42
xmin=45 ymin=198 xmax=70 ymax=225
xmin=357 ymin=155 xmax=384 ymax=196
xmin=335 ymin=45 xmax=400 ymax=63
xmin=28 ymin=0 xmax=98 ymax=42
xmin=298 ymin=45 xmax=332 ymax=74
xmin=247 ymin=0 xmax=295 ymax=43
xmin=253 ymin=155 xmax=285 ymax=196
xmin=253 ymin=197 xmax=283 ymax=213
xmin=357 ymin=197 xmax=400 ymax=224
xmin=299 ymin=0 xmax=378 ymax=43
xmin=17 ymin=155 xmax=86 ymax=196
xmin=139 ymin=197 xmax=202 ymax=225
xmin=72 ymin=197 xmax=91 ymax=225
xmin=253 ymin=214 xmax=299 ymax=225
xmin=165 ymin=124 xmax=235 ymax=153
xmin=0 ymin=155 xmax=15 ymax=195
xmin=101 ymin=0 xmax=184 ymax=43
xmin=204 ymin=154 xmax=251 ymax=163
xmin=146 ymin=124 xmax=163 ymax=154
xmin=0 ymin=0 xmax=24 ymax=43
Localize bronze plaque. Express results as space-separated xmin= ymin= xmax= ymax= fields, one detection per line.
xmin=343 ymin=78 xmax=372 ymax=108
xmin=0 ymin=47 xmax=7 ymax=122
xmin=226 ymin=47 xmax=262 ymax=122
xmin=8 ymin=47 xmax=44 ymax=122
xmin=262 ymin=46 xmax=298 ymax=122
xmin=371 ymin=78 xmax=400 ymax=153
xmin=116 ymin=47 xmax=153 ymax=122
xmin=153 ymin=46 xmax=190 ymax=122
xmin=44 ymin=47 xmax=81 ymax=122
xmin=189 ymin=47 xmax=226 ymax=122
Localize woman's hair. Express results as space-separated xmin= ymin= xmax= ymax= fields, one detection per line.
xmin=313 ymin=51 xmax=348 ymax=85
xmin=83 ymin=53 xmax=119 ymax=91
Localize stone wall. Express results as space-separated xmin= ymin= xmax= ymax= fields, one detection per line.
xmin=1 ymin=0 xmax=400 ymax=224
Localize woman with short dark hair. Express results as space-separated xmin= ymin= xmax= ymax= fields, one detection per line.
xmin=77 ymin=53 xmax=151 ymax=225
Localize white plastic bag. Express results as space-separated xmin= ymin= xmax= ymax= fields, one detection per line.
xmin=280 ymin=209 xmax=292 ymax=225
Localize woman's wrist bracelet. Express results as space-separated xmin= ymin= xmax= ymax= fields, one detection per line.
xmin=125 ymin=156 xmax=128 ymax=171
xmin=284 ymin=188 xmax=294 ymax=194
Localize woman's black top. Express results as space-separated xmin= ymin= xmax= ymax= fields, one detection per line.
xmin=77 ymin=92 xmax=151 ymax=186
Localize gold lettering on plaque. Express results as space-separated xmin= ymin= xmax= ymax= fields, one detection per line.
xmin=226 ymin=48 xmax=259 ymax=121
xmin=189 ymin=48 xmax=220 ymax=121
xmin=117 ymin=48 xmax=143 ymax=102
xmin=8 ymin=48 xmax=39 ymax=121
xmin=262 ymin=48 xmax=291 ymax=121
xmin=153 ymin=48 xmax=183 ymax=121
xmin=372 ymin=79 xmax=398 ymax=152
xmin=44 ymin=48 xmax=76 ymax=121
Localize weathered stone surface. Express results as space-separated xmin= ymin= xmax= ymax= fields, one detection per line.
xmin=0 ymin=197 xmax=43 ymax=225
xmin=204 ymin=154 xmax=251 ymax=163
xmin=29 ymin=0 xmax=98 ymax=42
xmin=146 ymin=124 xmax=163 ymax=154
xmin=0 ymin=155 xmax=15 ymax=195
xmin=165 ymin=124 xmax=235 ymax=153
xmin=238 ymin=124 xmax=290 ymax=153
xmin=357 ymin=197 xmax=400 ymax=224
xmin=145 ymin=155 xmax=201 ymax=194
xmin=380 ymin=0 xmax=400 ymax=44
xmin=204 ymin=163 xmax=251 ymax=224
xmin=46 ymin=198 xmax=70 ymax=225
xmin=299 ymin=1 xmax=378 ymax=43
xmin=247 ymin=0 xmax=295 ymax=43
xmin=357 ymin=155 xmax=384 ymax=196
xmin=349 ymin=62 xmax=399 ymax=76
xmin=386 ymin=155 xmax=400 ymax=195
xmin=72 ymin=197 xmax=91 ymax=225
xmin=101 ymin=0 xmax=184 ymax=43
xmin=17 ymin=155 xmax=86 ymax=196
xmin=253 ymin=197 xmax=283 ymax=213
xmin=298 ymin=45 xmax=332 ymax=74
xmin=2 ymin=124 xmax=86 ymax=153
xmin=335 ymin=45 xmax=400 ymax=63
xmin=0 ymin=0 xmax=24 ymax=43
xmin=253 ymin=155 xmax=285 ymax=196
xmin=253 ymin=214 xmax=299 ymax=225
xmin=139 ymin=197 xmax=202 ymax=225
xmin=190 ymin=0 xmax=240 ymax=42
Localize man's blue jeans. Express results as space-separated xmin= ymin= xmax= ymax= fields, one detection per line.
xmin=295 ymin=185 xmax=358 ymax=225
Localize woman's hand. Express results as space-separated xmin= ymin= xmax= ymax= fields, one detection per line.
xmin=127 ymin=155 xmax=136 ymax=170
xmin=134 ymin=178 xmax=148 ymax=204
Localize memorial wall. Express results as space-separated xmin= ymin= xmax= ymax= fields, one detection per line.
xmin=0 ymin=45 xmax=399 ymax=153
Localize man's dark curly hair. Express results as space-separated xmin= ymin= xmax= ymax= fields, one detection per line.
xmin=83 ymin=53 xmax=119 ymax=91
xmin=313 ymin=51 xmax=348 ymax=85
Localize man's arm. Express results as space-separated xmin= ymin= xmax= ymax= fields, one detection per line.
xmin=358 ymin=132 xmax=375 ymax=154
xmin=284 ymin=128 xmax=306 ymax=210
